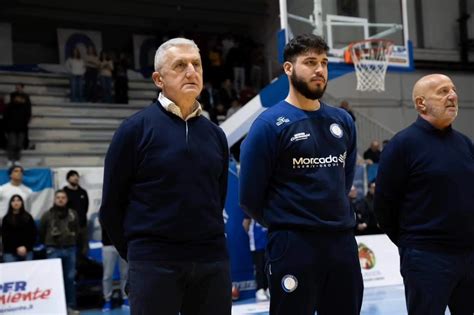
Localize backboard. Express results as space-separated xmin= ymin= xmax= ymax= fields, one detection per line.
xmin=279 ymin=0 xmax=413 ymax=70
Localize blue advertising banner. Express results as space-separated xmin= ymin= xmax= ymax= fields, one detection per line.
xmin=225 ymin=160 xmax=255 ymax=300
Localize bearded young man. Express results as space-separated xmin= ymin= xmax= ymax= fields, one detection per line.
xmin=239 ymin=34 xmax=362 ymax=315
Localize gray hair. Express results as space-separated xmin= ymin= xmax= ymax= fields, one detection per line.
xmin=154 ymin=38 xmax=199 ymax=71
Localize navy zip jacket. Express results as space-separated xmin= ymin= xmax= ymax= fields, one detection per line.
xmin=374 ymin=116 xmax=474 ymax=252
xmin=239 ymin=101 xmax=357 ymax=232
xmin=99 ymin=101 xmax=229 ymax=262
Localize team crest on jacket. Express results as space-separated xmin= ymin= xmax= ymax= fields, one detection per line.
xmin=281 ymin=274 xmax=298 ymax=292
xmin=329 ymin=123 xmax=343 ymax=138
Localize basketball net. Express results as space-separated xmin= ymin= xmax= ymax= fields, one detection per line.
xmin=348 ymin=39 xmax=394 ymax=92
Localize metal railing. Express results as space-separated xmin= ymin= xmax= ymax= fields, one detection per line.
xmin=352 ymin=109 xmax=396 ymax=154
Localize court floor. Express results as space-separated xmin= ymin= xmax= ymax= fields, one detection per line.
xmin=80 ymin=284 xmax=451 ymax=315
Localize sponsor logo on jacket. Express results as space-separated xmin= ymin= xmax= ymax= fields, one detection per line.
xmin=292 ymin=151 xmax=346 ymax=168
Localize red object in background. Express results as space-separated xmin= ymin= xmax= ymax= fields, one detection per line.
xmin=231 ymin=285 xmax=240 ymax=301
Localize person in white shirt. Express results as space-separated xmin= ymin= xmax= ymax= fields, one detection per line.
xmin=65 ymin=47 xmax=86 ymax=102
xmin=0 ymin=165 xmax=32 ymax=219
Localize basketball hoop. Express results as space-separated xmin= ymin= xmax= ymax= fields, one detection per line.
xmin=348 ymin=39 xmax=394 ymax=92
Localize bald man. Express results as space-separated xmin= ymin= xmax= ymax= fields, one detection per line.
xmin=374 ymin=74 xmax=474 ymax=315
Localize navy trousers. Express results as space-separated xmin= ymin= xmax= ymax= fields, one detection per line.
xmin=400 ymin=247 xmax=474 ymax=315
xmin=266 ymin=230 xmax=363 ymax=315
xmin=128 ymin=260 xmax=231 ymax=315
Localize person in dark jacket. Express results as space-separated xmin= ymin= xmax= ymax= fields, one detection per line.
xmin=4 ymin=83 xmax=31 ymax=164
xmin=355 ymin=181 xmax=381 ymax=235
xmin=374 ymin=74 xmax=474 ymax=315
xmin=99 ymin=37 xmax=231 ymax=315
xmin=63 ymin=170 xmax=90 ymax=261
xmin=40 ymin=190 xmax=80 ymax=313
xmin=240 ymin=34 xmax=362 ymax=315
xmin=363 ymin=140 xmax=381 ymax=164
xmin=1 ymin=194 xmax=36 ymax=262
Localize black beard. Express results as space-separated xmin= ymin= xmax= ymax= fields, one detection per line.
xmin=290 ymin=71 xmax=327 ymax=100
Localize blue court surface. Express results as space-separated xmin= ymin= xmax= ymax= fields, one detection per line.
xmin=81 ymin=284 xmax=451 ymax=315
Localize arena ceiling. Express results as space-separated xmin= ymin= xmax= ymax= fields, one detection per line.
xmin=2 ymin=0 xmax=272 ymax=32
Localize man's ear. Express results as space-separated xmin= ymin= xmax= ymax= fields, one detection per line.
xmin=152 ymin=72 xmax=163 ymax=88
xmin=415 ymin=96 xmax=426 ymax=113
xmin=283 ymin=61 xmax=293 ymax=76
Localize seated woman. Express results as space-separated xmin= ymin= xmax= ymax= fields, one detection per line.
xmin=2 ymin=194 xmax=37 ymax=262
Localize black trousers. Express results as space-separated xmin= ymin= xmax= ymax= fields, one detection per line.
xmin=128 ymin=260 xmax=232 ymax=315
xmin=400 ymin=247 xmax=474 ymax=315
xmin=252 ymin=249 xmax=268 ymax=290
xmin=5 ymin=131 xmax=25 ymax=161
xmin=266 ymin=230 xmax=363 ymax=315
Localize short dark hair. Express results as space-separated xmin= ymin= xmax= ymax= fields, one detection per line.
xmin=284 ymin=34 xmax=329 ymax=63
xmin=55 ymin=189 xmax=67 ymax=196
xmin=8 ymin=165 xmax=24 ymax=175
xmin=66 ymin=170 xmax=79 ymax=180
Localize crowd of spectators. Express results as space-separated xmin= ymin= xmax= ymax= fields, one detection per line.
xmin=0 ymin=167 xmax=129 ymax=313
xmin=65 ymin=46 xmax=130 ymax=104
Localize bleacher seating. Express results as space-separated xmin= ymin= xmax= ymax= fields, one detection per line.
xmin=0 ymin=71 xmax=157 ymax=167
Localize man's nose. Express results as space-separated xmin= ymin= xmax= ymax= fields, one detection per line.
xmin=447 ymin=90 xmax=458 ymax=101
xmin=314 ymin=63 xmax=324 ymax=74
xmin=185 ymin=63 xmax=198 ymax=75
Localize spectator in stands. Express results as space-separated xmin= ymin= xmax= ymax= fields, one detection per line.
xmin=225 ymin=39 xmax=246 ymax=93
xmin=63 ymin=170 xmax=89 ymax=263
xmin=40 ymin=190 xmax=80 ymax=314
xmin=3 ymin=83 xmax=32 ymax=166
xmin=340 ymin=100 xmax=356 ymax=121
xmin=374 ymin=73 xmax=474 ymax=314
xmin=200 ymin=81 xmax=220 ymax=123
xmin=99 ymin=51 xmax=114 ymax=103
xmin=207 ymin=42 xmax=223 ymax=86
xmin=250 ymin=44 xmax=265 ymax=89
xmin=101 ymin=227 xmax=128 ymax=312
xmin=219 ymin=78 xmax=238 ymax=111
xmin=242 ymin=216 xmax=269 ymax=301
xmin=239 ymin=83 xmax=257 ymax=105
xmin=113 ymin=52 xmax=129 ymax=104
xmin=226 ymin=99 xmax=242 ymax=119
xmin=349 ymin=185 xmax=367 ymax=235
xmin=100 ymin=37 xmax=231 ymax=315
xmin=65 ymin=47 xmax=86 ymax=102
xmin=355 ymin=181 xmax=381 ymax=235
xmin=0 ymin=165 xmax=32 ymax=219
xmin=220 ymin=34 xmax=235 ymax=63
xmin=84 ymin=45 xmax=100 ymax=102
xmin=1 ymin=194 xmax=37 ymax=262
xmin=363 ymin=140 xmax=381 ymax=164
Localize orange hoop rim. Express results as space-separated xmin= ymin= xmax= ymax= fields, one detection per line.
xmin=348 ymin=38 xmax=395 ymax=50
xmin=344 ymin=39 xmax=395 ymax=64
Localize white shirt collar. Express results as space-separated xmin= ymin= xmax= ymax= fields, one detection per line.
xmin=158 ymin=93 xmax=202 ymax=120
